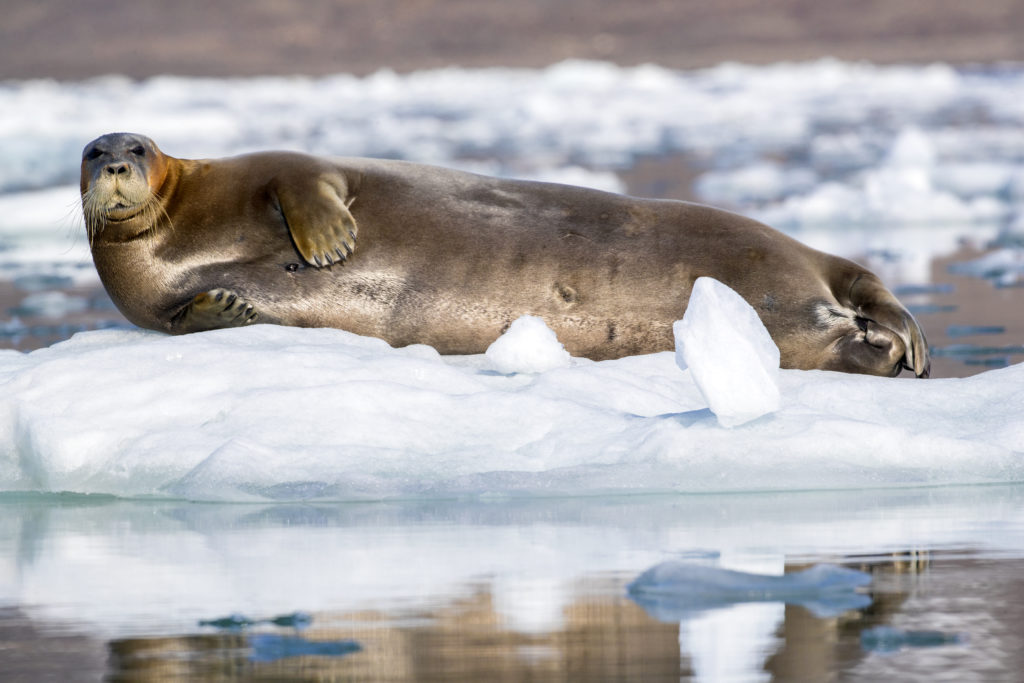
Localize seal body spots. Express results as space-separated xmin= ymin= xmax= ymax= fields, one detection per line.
xmin=80 ymin=132 xmax=930 ymax=377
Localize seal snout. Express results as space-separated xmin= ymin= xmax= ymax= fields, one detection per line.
xmin=105 ymin=162 xmax=131 ymax=176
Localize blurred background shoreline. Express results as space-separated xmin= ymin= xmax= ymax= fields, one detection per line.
xmin=4 ymin=0 xmax=1024 ymax=80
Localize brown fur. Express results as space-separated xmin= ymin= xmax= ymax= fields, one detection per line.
xmin=81 ymin=132 xmax=929 ymax=377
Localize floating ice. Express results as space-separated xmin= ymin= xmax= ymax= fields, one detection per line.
xmin=627 ymin=562 xmax=872 ymax=618
xmin=933 ymin=162 xmax=1021 ymax=198
xmin=200 ymin=612 xmax=313 ymax=630
xmin=248 ymin=634 xmax=361 ymax=663
xmin=485 ymin=315 xmax=571 ymax=374
xmin=885 ymin=127 xmax=936 ymax=168
xmin=12 ymin=274 xmax=75 ymax=292
xmin=3 ymin=59 xmax=1024 ymax=283
xmin=8 ymin=291 xmax=89 ymax=318
xmin=2 ymin=323 xmax=1024 ymax=502
xmin=947 ymin=325 xmax=1005 ymax=338
xmin=948 ymin=248 xmax=1024 ymax=286
xmin=757 ymin=127 xmax=1012 ymax=228
xmin=674 ymin=277 xmax=780 ymax=427
xmin=860 ymin=626 xmax=966 ymax=653
xmin=696 ymin=163 xmax=818 ymax=205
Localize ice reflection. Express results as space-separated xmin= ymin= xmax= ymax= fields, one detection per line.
xmin=681 ymin=602 xmax=783 ymax=683
xmin=1 ymin=489 xmax=1024 ymax=679
xmin=628 ymin=562 xmax=872 ymax=619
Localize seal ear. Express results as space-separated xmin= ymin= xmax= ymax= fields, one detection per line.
xmin=276 ymin=173 xmax=358 ymax=268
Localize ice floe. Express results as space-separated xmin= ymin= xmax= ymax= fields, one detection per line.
xmin=1 ymin=294 xmax=1023 ymax=501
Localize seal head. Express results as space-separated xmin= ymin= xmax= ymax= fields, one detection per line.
xmin=81 ymin=132 xmax=169 ymax=244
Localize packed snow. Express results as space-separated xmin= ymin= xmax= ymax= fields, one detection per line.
xmin=485 ymin=315 xmax=571 ymax=374
xmin=1 ymin=279 xmax=1022 ymax=501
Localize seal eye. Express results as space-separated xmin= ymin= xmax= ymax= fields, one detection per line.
xmin=86 ymin=147 xmax=103 ymax=161
xmin=130 ymin=146 xmax=146 ymax=156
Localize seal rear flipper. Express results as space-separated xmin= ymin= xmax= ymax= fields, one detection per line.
xmin=849 ymin=275 xmax=931 ymax=378
xmin=170 ymin=288 xmax=259 ymax=333
xmin=277 ymin=173 xmax=358 ymax=268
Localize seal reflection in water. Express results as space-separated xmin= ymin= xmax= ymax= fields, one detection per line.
xmin=80 ymin=132 xmax=929 ymax=378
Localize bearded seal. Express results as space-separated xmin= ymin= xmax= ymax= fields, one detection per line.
xmin=80 ymin=132 xmax=929 ymax=377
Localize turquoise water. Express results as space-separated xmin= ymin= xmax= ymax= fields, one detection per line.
xmin=2 ymin=487 xmax=1022 ymax=680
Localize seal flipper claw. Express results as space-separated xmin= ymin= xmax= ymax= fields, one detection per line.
xmin=277 ymin=172 xmax=357 ymax=269
xmin=171 ymin=288 xmax=260 ymax=333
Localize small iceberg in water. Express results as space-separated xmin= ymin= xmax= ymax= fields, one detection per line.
xmin=628 ymin=561 xmax=872 ymax=619
xmin=248 ymin=634 xmax=362 ymax=663
xmin=860 ymin=625 xmax=967 ymax=653
xmin=199 ymin=611 xmax=313 ymax=631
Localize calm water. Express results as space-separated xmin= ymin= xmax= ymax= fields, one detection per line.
xmin=2 ymin=487 xmax=1024 ymax=681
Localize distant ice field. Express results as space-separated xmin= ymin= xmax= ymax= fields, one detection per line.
xmin=1 ymin=59 xmax=1023 ymax=282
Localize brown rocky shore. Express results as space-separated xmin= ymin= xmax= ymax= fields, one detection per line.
xmin=3 ymin=0 xmax=1023 ymax=80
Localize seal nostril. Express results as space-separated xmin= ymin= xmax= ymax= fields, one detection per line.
xmin=105 ymin=163 xmax=129 ymax=175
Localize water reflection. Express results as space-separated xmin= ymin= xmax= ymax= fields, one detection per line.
xmin=1 ymin=489 xmax=1023 ymax=680
xmin=63 ymin=555 xmax=969 ymax=681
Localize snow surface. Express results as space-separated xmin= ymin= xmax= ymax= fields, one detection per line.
xmin=485 ymin=315 xmax=571 ymax=374
xmin=1 ymin=300 xmax=1022 ymax=501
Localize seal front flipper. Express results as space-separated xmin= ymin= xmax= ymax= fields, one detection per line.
xmin=171 ymin=288 xmax=259 ymax=333
xmin=276 ymin=173 xmax=358 ymax=268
